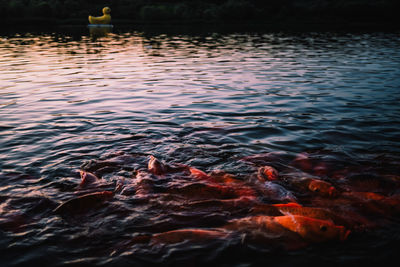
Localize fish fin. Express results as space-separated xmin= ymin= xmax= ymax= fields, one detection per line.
xmin=272 ymin=202 xmax=302 ymax=208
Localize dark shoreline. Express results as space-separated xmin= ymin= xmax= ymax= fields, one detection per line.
xmin=2 ymin=0 xmax=400 ymax=34
xmin=3 ymin=17 xmax=400 ymax=35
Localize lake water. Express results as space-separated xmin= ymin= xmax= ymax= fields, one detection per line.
xmin=1 ymin=28 xmax=400 ymax=266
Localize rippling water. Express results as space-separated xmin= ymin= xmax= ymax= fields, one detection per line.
xmin=1 ymin=28 xmax=400 ymax=266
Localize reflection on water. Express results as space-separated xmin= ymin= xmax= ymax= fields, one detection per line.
xmin=88 ymin=25 xmax=113 ymax=40
xmin=0 ymin=29 xmax=400 ymax=266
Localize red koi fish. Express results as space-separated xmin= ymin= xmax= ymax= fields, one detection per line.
xmin=148 ymin=155 xmax=189 ymax=175
xmin=53 ymin=191 xmax=113 ymax=214
xmin=275 ymin=174 xmax=338 ymax=198
xmin=148 ymin=155 xmax=168 ymax=175
xmin=189 ymin=167 xmax=214 ymax=182
xmin=263 ymin=165 xmax=338 ymax=198
xmin=273 ymin=215 xmax=350 ymax=243
xmin=226 ymin=214 xmax=349 ymax=244
xmin=224 ymin=215 xmax=309 ymax=250
xmin=340 ymin=192 xmax=400 ymax=218
xmin=307 ymin=179 xmax=338 ymax=197
xmin=342 ymin=191 xmax=386 ymax=201
xmin=169 ymin=182 xmax=255 ymax=201
xmin=272 ymin=202 xmax=303 ymax=208
xmin=275 ymin=205 xmax=353 ymax=228
xmin=257 ymin=166 xmax=279 ymax=181
xmin=209 ymin=170 xmax=242 ymax=184
xmin=79 ymin=170 xmax=102 ymax=187
xmin=191 ymin=168 xmax=258 ymax=200
xmin=258 ymin=181 xmax=298 ymax=203
xmin=210 ymin=170 xmax=259 ymax=200
xmin=250 ymin=203 xmax=358 ymax=230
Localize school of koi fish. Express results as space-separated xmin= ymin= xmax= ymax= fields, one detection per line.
xmin=49 ymin=150 xmax=400 ymax=253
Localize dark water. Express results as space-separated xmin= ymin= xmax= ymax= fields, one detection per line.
xmin=1 ymin=28 xmax=400 ymax=266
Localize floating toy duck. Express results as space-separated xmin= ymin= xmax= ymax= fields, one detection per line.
xmin=88 ymin=7 xmax=111 ymax=25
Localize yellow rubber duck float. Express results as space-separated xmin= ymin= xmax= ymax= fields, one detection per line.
xmin=88 ymin=7 xmax=111 ymax=25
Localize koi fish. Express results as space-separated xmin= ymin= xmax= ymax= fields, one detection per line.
xmin=189 ymin=167 xmax=213 ymax=182
xmin=53 ymin=191 xmax=113 ymax=214
xmin=307 ymin=179 xmax=338 ymax=197
xmin=209 ymin=170 xmax=242 ymax=184
xmin=273 ymin=215 xmax=350 ymax=243
xmin=342 ymin=191 xmax=386 ymax=201
xmin=273 ymin=205 xmax=351 ymax=228
xmin=264 ymin=165 xmax=338 ymax=198
xmin=257 ymin=166 xmax=279 ymax=181
xmin=261 ymin=181 xmax=297 ymax=203
xmin=341 ymin=192 xmax=400 ymax=218
xmin=224 ymin=215 xmax=308 ymax=250
xmin=119 ymin=171 xmax=154 ymax=197
xmin=168 ymin=182 xmax=241 ymax=200
xmin=224 ymin=215 xmax=281 ymax=232
xmin=190 ymin=168 xmax=258 ymax=200
xmin=272 ymin=202 xmax=303 ymax=208
xmin=148 ymin=155 xmax=189 ymax=175
xmin=226 ymin=214 xmax=349 ymax=243
xmin=250 ymin=202 xmax=357 ymax=229
xmin=148 ymin=155 xmax=168 ymax=175
xmin=79 ymin=170 xmax=102 ymax=187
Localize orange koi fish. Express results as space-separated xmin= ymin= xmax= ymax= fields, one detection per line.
xmin=148 ymin=155 xmax=168 ymax=175
xmin=274 ymin=205 xmax=352 ymax=228
xmin=209 ymin=170 xmax=242 ymax=184
xmin=273 ymin=215 xmax=350 ymax=242
xmin=148 ymin=155 xmax=189 ymax=175
xmin=342 ymin=191 xmax=386 ymax=201
xmin=257 ymin=166 xmax=279 ymax=181
xmin=272 ymin=202 xmax=303 ymax=208
xmin=250 ymin=203 xmax=358 ymax=230
xmin=225 ymin=215 xmax=280 ymax=231
xmin=79 ymin=170 xmax=102 ymax=187
xmin=307 ymin=179 xmax=338 ymax=197
xmin=190 ymin=168 xmax=258 ymax=200
xmin=226 ymin=214 xmax=349 ymax=243
xmin=189 ymin=167 xmax=214 ymax=182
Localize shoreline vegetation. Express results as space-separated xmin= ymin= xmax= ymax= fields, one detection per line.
xmin=2 ymin=0 xmax=400 ymax=31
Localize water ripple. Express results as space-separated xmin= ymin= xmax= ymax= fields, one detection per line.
xmin=0 ymin=30 xmax=399 ymax=266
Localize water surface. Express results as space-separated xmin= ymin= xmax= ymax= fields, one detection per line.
xmin=1 ymin=29 xmax=400 ymax=266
